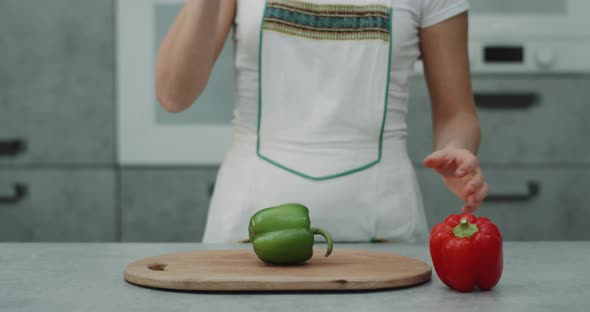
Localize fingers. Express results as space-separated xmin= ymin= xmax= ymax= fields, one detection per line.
xmin=424 ymin=151 xmax=456 ymax=176
xmin=427 ymin=149 xmax=490 ymax=214
xmin=423 ymin=150 xmax=449 ymax=169
xmin=461 ymin=169 xmax=484 ymax=198
xmin=425 ymin=149 xmax=479 ymax=178
xmin=462 ymin=204 xmax=475 ymax=214
xmin=455 ymin=152 xmax=479 ymax=178
xmin=462 ymin=181 xmax=489 ymax=213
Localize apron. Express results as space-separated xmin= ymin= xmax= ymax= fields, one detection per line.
xmin=201 ymin=0 xmax=430 ymax=244
xmin=257 ymin=0 xmax=393 ymax=180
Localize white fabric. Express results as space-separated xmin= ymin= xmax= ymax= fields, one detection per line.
xmin=421 ymin=0 xmax=471 ymax=28
xmin=202 ymin=0 xmax=469 ymax=243
xmin=259 ymin=4 xmax=391 ymax=179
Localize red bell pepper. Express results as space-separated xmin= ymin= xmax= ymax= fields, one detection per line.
xmin=429 ymin=213 xmax=503 ymax=292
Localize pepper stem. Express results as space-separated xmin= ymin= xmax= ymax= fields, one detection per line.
xmin=452 ymin=218 xmax=479 ymax=238
xmin=311 ymin=227 xmax=333 ymax=257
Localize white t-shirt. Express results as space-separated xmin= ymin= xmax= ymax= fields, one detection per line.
xmin=202 ymin=0 xmax=469 ymax=243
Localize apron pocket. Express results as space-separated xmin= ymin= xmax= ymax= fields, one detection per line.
xmin=258 ymin=0 xmax=393 ymax=180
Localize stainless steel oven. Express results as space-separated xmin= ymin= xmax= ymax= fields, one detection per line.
xmin=415 ymin=0 xmax=590 ymax=75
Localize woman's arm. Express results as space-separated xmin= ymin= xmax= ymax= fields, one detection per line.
xmin=420 ymin=12 xmax=480 ymax=153
xmin=419 ymin=12 xmax=489 ymax=212
xmin=155 ymin=0 xmax=236 ymax=113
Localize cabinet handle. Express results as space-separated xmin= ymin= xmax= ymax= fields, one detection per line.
xmin=0 ymin=184 xmax=28 ymax=204
xmin=208 ymin=182 xmax=215 ymax=198
xmin=484 ymin=181 xmax=539 ymax=202
xmin=0 ymin=139 xmax=26 ymax=157
xmin=474 ymin=93 xmax=538 ymax=110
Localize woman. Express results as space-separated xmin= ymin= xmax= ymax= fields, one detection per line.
xmin=155 ymin=0 xmax=489 ymax=243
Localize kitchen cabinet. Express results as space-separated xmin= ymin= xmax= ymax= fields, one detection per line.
xmin=120 ymin=168 xmax=219 ymax=242
xmin=407 ymin=76 xmax=590 ymax=165
xmin=2 ymin=1 xmax=588 ymax=243
xmin=415 ymin=168 xmax=590 ymax=240
xmin=0 ymin=169 xmax=116 ymax=241
xmin=407 ymin=75 xmax=590 ymax=239
xmin=0 ymin=0 xmax=117 ymax=242
xmin=0 ymin=0 xmax=115 ymax=165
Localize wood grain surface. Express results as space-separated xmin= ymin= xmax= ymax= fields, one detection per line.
xmin=124 ymin=248 xmax=432 ymax=291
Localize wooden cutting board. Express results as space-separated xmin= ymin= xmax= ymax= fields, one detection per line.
xmin=124 ymin=248 xmax=432 ymax=291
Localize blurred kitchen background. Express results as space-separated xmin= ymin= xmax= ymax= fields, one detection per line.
xmin=1 ymin=0 xmax=589 ymax=242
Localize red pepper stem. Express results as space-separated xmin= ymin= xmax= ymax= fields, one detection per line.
xmin=311 ymin=227 xmax=333 ymax=257
xmin=452 ymin=218 xmax=479 ymax=238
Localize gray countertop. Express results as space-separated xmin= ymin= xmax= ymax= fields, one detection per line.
xmin=0 ymin=242 xmax=588 ymax=312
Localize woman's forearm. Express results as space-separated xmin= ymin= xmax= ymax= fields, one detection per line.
xmin=432 ymin=111 xmax=481 ymax=154
xmin=155 ymin=0 xmax=231 ymax=113
xmin=418 ymin=12 xmax=480 ymax=156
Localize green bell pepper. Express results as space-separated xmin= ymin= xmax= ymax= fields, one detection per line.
xmin=248 ymin=203 xmax=333 ymax=265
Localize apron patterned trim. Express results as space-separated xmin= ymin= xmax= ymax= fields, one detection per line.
xmin=268 ymin=0 xmax=389 ymax=16
xmin=264 ymin=0 xmax=390 ymax=41
xmin=256 ymin=1 xmax=394 ymax=181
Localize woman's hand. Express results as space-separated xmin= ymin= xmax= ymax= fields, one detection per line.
xmin=423 ymin=148 xmax=489 ymax=213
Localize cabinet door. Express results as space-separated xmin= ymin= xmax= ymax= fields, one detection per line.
xmin=0 ymin=0 xmax=115 ymax=165
xmin=0 ymin=169 xmax=116 ymax=241
xmin=415 ymin=167 xmax=590 ymax=240
xmin=407 ymin=76 xmax=590 ymax=165
xmin=120 ymin=168 xmax=218 ymax=242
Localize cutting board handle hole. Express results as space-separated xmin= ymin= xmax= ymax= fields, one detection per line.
xmin=147 ymin=263 xmax=167 ymax=271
